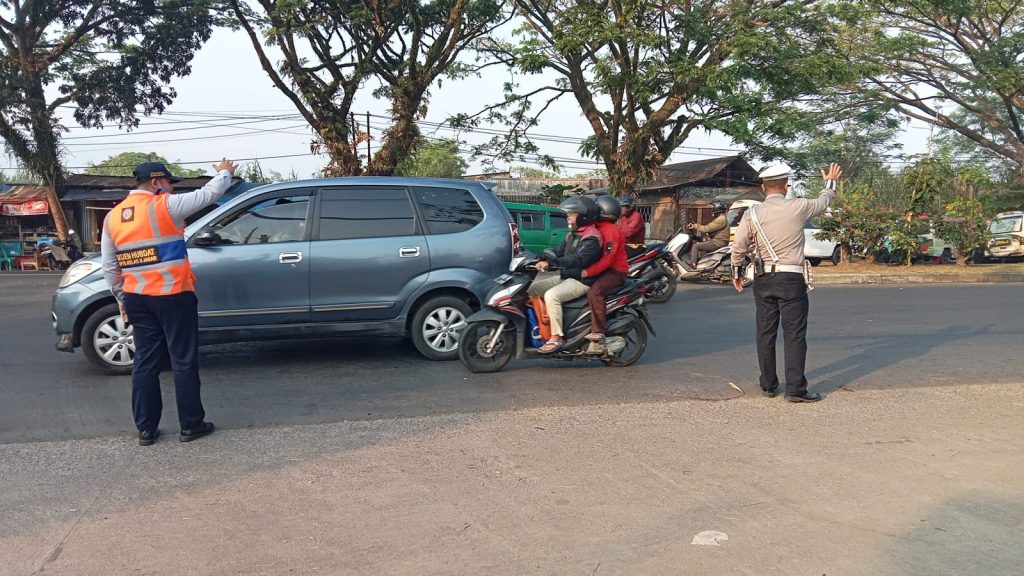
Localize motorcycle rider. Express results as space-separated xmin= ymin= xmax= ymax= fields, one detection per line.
xmin=686 ymin=200 xmax=729 ymax=267
xmin=530 ymin=195 xmax=604 ymax=353
xmin=617 ymin=195 xmax=646 ymax=254
xmin=582 ymin=195 xmax=629 ymax=346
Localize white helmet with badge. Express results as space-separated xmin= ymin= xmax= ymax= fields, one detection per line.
xmin=758 ymin=163 xmax=792 ymax=182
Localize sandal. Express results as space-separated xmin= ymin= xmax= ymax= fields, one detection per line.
xmin=538 ymin=340 xmax=562 ymax=354
xmin=585 ymin=333 xmax=605 ymax=342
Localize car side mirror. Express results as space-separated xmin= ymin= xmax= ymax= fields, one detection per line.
xmin=192 ymin=230 xmax=223 ymax=247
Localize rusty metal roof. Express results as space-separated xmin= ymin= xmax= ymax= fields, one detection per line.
xmin=0 ymin=185 xmax=49 ymax=202
xmin=639 ymin=156 xmax=761 ymax=191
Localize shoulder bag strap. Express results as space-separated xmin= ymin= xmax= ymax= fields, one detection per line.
xmin=749 ymin=206 xmax=781 ymax=265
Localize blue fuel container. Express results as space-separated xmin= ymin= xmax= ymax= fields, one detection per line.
xmin=526 ymin=308 xmax=543 ymax=348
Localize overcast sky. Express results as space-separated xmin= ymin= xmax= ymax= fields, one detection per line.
xmin=4 ymin=27 xmax=932 ymax=181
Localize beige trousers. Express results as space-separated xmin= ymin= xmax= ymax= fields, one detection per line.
xmin=528 ymin=274 xmax=590 ymax=337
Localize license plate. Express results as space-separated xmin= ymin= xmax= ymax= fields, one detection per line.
xmin=993 ymin=239 xmax=1011 ymax=247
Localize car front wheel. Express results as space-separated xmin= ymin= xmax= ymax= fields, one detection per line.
xmin=81 ymin=303 xmax=134 ymax=375
xmin=410 ymin=295 xmax=473 ymax=361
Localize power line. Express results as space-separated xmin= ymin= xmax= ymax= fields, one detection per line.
xmin=60 ymin=115 xmax=304 ymax=140
xmin=61 ymin=123 xmax=312 ymax=146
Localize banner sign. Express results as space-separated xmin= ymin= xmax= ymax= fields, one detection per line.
xmin=0 ymin=200 xmax=49 ymax=216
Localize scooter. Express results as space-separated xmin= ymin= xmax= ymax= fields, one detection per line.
xmin=663 ymin=229 xmax=752 ymax=286
xmin=626 ymin=243 xmax=677 ymax=303
xmin=37 ymin=242 xmax=73 ymax=271
xmin=458 ymin=255 xmax=656 ymax=373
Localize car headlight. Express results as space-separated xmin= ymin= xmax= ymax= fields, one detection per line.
xmin=59 ymin=261 xmax=101 ymax=288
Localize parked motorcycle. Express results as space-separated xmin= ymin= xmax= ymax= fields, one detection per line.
xmin=626 ymin=243 xmax=677 ymax=303
xmin=458 ymin=255 xmax=656 ymax=373
xmin=663 ymin=229 xmax=752 ymax=286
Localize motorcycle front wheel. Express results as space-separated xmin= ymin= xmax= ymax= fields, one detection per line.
xmin=601 ymin=316 xmax=648 ymax=367
xmin=458 ymin=320 xmax=514 ymax=373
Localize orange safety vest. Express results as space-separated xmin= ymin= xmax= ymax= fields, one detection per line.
xmin=107 ymin=191 xmax=195 ymax=296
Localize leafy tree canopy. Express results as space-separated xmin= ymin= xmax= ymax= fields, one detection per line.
xmin=853 ymin=0 xmax=1024 ymax=176
xmin=394 ymin=139 xmax=469 ymax=178
xmin=0 ymin=0 xmax=217 ymax=235
xmin=456 ymin=0 xmax=864 ymax=192
xmin=230 ymin=0 xmax=508 ymax=177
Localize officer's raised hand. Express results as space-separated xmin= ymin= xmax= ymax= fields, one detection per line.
xmin=212 ymin=158 xmax=238 ymax=175
xmin=820 ymin=163 xmax=843 ymax=182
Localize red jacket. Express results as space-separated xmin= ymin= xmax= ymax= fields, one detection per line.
xmin=617 ymin=209 xmax=645 ymax=244
xmin=585 ymin=221 xmax=629 ymax=278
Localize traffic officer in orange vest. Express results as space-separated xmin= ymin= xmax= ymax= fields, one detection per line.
xmin=101 ymin=158 xmax=237 ymax=446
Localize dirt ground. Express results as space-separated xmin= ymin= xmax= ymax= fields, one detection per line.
xmin=3 ymin=382 xmax=1023 ymax=576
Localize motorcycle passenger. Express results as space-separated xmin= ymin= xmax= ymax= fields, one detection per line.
xmin=686 ymin=200 xmax=729 ymax=266
xmin=530 ymin=195 xmax=604 ymax=354
xmin=617 ymin=195 xmax=646 ymax=254
xmin=583 ymin=195 xmax=629 ymax=345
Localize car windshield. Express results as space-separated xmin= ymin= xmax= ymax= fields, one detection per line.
xmin=990 ymin=216 xmax=1023 ymax=234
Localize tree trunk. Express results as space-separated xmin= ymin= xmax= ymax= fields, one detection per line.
xmin=25 ymin=75 xmax=69 ymax=240
xmin=608 ymin=167 xmax=641 ymax=196
xmin=367 ymin=88 xmax=423 ymax=176
xmin=840 ymin=243 xmax=852 ymax=264
xmin=316 ymin=121 xmax=362 ymax=177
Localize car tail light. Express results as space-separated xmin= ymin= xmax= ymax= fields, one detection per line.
xmin=510 ymin=222 xmax=523 ymax=256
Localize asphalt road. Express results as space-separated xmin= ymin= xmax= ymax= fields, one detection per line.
xmin=1 ymin=272 xmax=1021 ymax=444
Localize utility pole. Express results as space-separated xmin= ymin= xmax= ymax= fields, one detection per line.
xmin=366 ymin=111 xmax=372 ymax=162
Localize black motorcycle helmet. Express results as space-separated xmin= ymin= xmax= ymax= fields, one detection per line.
xmin=593 ymin=194 xmax=622 ymax=222
xmin=559 ymin=195 xmax=600 ymax=227
xmin=710 ymin=200 xmax=727 ymax=214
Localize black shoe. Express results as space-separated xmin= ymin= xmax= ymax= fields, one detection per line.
xmin=762 ymin=387 xmax=779 ymax=398
xmin=179 ymin=421 xmax=215 ymax=442
xmin=785 ymin=392 xmax=822 ymax=403
xmin=138 ymin=429 xmax=159 ymax=446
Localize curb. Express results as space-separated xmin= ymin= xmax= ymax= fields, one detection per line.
xmin=815 ymin=273 xmax=1024 ymax=285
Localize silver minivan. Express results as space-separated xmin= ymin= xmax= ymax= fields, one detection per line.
xmin=53 ymin=177 xmax=519 ymax=373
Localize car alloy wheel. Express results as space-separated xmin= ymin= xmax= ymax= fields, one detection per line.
xmin=93 ymin=314 xmax=135 ymax=367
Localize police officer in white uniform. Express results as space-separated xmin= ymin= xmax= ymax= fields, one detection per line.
xmin=731 ymin=162 xmax=843 ymax=402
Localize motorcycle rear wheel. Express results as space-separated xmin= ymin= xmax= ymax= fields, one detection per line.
xmin=458 ymin=320 xmax=514 ymax=373
xmin=645 ymin=269 xmax=677 ymax=304
xmin=601 ymin=316 xmax=647 ymax=367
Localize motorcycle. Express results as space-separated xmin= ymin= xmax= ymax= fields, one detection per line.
xmin=458 ymin=255 xmax=657 ymax=373
xmin=663 ymin=228 xmax=752 ymax=286
xmin=626 ymin=243 xmax=678 ymax=303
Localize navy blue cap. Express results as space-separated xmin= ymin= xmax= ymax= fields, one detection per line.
xmin=133 ymin=162 xmax=182 ymax=183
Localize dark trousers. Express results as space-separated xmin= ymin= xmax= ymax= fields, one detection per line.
xmin=123 ymin=291 xmax=205 ymax=432
xmin=752 ymin=272 xmax=809 ymax=397
xmin=587 ymin=270 xmax=627 ymax=334
xmin=690 ymin=240 xmax=726 ymax=264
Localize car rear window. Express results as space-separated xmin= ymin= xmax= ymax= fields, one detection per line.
xmin=518 ymin=210 xmax=546 ymax=230
xmin=318 ymin=187 xmax=417 ymax=240
xmin=412 ymin=187 xmax=484 ymax=234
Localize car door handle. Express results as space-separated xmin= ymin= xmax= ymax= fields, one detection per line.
xmin=399 ymin=247 xmax=421 ymax=258
xmin=279 ymin=251 xmax=303 ymax=264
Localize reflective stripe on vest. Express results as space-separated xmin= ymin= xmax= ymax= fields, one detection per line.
xmin=108 ymin=192 xmax=194 ymax=296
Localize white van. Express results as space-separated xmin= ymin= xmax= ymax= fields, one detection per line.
xmin=986 ymin=211 xmax=1024 ymax=260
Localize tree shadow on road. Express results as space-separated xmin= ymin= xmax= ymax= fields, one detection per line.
xmin=806 ymin=324 xmax=995 ymax=394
